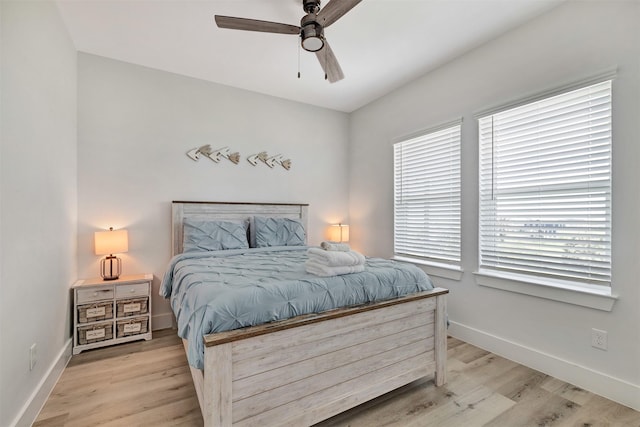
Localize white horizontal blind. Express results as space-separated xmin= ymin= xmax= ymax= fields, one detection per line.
xmin=394 ymin=124 xmax=461 ymax=264
xmin=479 ymin=80 xmax=612 ymax=285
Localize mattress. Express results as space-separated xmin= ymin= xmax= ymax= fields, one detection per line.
xmin=160 ymin=246 xmax=434 ymax=369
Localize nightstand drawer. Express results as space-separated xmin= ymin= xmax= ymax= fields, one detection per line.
xmin=78 ymin=301 xmax=114 ymax=323
xmin=116 ymin=316 xmax=149 ymax=338
xmin=115 ymin=282 xmax=149 ymax=298
xmin=77 ymin=287 xmax=114 ymax=304
xmin=116 ymin=297 xmax=148 ymax=318
xmin=78 ymin=322 xmax=113 ymax=345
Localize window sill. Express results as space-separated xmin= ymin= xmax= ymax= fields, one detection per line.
xmin=473 ymin=270 xmax=617 ymax=312
xmin=393 ymin=256 xmax=463 ymax=280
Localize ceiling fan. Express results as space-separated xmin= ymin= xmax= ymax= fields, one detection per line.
xmin=214 ymin=0 xmax=362 ymax=83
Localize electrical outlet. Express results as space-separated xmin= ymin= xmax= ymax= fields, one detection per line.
xmin=29 ymin=343 xmax=37 ymax=371
xmin=591 ymin=329 xmax=607 ymax=350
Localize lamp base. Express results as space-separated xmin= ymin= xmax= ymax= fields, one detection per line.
xmin=100 ymin=255 xmax=122 ymax=281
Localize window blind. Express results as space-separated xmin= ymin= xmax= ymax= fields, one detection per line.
xmin=478 ymin=80 xmax=612 ymax=285
xmin=394 ymin=124 xmax=461 ymax=264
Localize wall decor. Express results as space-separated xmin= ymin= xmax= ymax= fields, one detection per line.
xmin=280 ymin=158 xmax=292 ymax=170
xmin=247 ymin=151 xmax=292 ymax=170
xmin=247 ymin=151 xmax=268 ymax=166
xmin=186 ymin=145 xmax=240 ymax=164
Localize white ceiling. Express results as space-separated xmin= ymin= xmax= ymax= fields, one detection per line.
xmin=56 ymin=0 xmax=563 ymax=113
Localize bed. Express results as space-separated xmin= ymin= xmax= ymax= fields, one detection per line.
xmin=163 ymin=201 xmax=448 ymax=426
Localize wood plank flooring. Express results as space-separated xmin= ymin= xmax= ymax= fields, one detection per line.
xmin=34 ymin=329 xmax=640 ymax=427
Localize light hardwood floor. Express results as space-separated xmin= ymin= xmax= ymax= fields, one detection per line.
xmin=34 ymin=329 xmax=639 ymax=427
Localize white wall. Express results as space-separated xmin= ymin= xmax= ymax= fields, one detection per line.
xmin=349 ymin=0 xmax=639 ymax=410
xmin=77 ymin=53 xmax=350 ymax=328
xmin=0 ymin=2 xmax=77 ymax=425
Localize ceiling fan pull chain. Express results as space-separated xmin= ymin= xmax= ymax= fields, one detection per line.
xmin=325 ymin=44 xmax=328 ymax=80
xmin=298 ymin=39 xmax=301 ymax=79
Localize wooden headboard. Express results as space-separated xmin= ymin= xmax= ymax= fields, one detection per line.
xmin=171 ymin=201 xmax=309 ymax=256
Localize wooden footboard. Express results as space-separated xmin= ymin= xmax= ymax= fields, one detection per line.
xmin=187 ymin=288 xmax=448 ymax=427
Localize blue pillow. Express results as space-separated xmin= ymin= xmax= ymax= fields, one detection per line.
xmin=253 ymin=216 xmax=306 ymax=247
xmin=183 ymin=219 xmax=249 ymax=252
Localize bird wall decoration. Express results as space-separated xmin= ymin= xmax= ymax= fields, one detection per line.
xmin=186 ymin=145 xmax=240 ymax=164
xmin=247 ymin=151 xmax=268 ymax=166
xmin=247 ymin=152 xmax=292 ymax=170
xmin=186 ymin=145 xmax=291 ymax=170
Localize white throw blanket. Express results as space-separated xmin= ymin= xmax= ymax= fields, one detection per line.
xmin=307 ymin=247 xmax=365 ymax=267
xmin=320 ymin=241 xmax=351 ymax=252
xmin=304 ymin=260 xmax=365 ymax=277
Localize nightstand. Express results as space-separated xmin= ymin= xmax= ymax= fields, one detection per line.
xmin=72 ymin=274 xmax=153 ymax=355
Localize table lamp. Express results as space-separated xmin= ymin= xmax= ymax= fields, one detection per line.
xmin=328 ymin=223 xmax=349 ymax=243
xmin=94 ymin=227 xmax=128 ymax=280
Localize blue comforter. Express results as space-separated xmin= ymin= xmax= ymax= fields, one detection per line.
xmin=160 ymin=246 xmax=433 ymax=369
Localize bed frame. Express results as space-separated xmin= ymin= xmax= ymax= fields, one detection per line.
xmin=171 ymin=201 xmax=448 ymax=426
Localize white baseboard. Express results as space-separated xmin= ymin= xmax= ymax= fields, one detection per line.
xmin=152 ymin=312 xmax=175 ymax=331
xmin=12 ymin=338 xmax=72 ymax=427
xmin=10 ymin=313 xmax=173 ymax=427
xmin=448 ymin=320 xmax=640 ymax=411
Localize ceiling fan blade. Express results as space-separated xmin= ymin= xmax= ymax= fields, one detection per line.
xmin=316 ymin=0 xmax=362 ymax=28
xmin=315 ymin=40 xmax=344 ymax=83
xmin=214 ymin=15 xmax=300 ymax=35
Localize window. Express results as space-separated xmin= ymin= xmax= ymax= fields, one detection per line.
xmin=478 ymin=80 xmax=612 ymax=287
xmin=394 ymin=123 xmax=461 ymax=267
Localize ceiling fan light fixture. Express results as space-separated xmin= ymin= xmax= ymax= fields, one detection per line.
xmin=300 ymin=20 xmax=324 ymax=52
xmin=302 ymin=35 xmax=324 ymax=52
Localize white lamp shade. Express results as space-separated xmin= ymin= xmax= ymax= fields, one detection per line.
xmin=94 ymin=228 xmax=128 ymax=255
xmin=328 ymin=224 xmax=349 ymax=243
